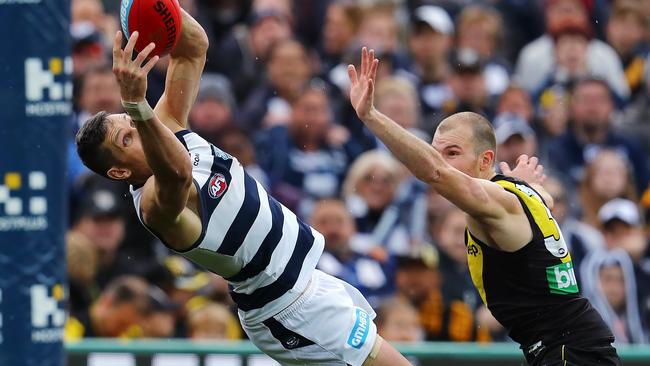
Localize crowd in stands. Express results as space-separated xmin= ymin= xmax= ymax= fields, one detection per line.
xmin=65 ymin=0 xmax=650 ymax=347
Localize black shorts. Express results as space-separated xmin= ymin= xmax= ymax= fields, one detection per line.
xmin=526 ymin=342 xmax=621 ymax=366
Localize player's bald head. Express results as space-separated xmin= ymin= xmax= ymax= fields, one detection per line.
xmin=436 ymin=112 xmax=496 ymax=156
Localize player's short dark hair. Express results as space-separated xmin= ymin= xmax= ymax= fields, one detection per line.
xmin=76 ymin=111 xmax=115 ymax=179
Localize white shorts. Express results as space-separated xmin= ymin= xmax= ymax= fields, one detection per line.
xmin=240 ymin=270 xmax=378 ymax=366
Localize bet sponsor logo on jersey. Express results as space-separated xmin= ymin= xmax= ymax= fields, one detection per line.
xmin=0 ymin=171 xmax=48 ymax=231
xmin=546 ymin=261 xmax=579 ymax=295
xmin=24 ymin=56 xmax=72 ymax=117
xmin=347 ymin=307 xmax=370 ymax=349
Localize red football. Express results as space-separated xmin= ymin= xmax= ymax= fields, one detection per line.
xmin=120 ymin=0 xmax=183 ymax=57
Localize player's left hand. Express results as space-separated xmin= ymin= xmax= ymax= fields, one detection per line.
xmin=348 ymin=47 xmax=379 ymax=120
xmin=112 ymin=31 xmax=160 ymax=102
xmin=500 ymin=154 xmax=546 ymax=185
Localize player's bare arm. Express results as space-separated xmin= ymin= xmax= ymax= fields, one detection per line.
xmin=348 ymin=48 xmax=519 ymax=219
xmin=112 ymin=31 xmax=194 ymax=236
xmin=154 ymin=9 xmax=209 ymax=130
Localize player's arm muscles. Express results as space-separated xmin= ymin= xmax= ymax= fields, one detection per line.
xmin=154 ymin=9 xmax=209 ymax=131
xmin=361 ymin=109 xmax=517 ymax=219
xmin=137 ymin=114 xmax=193 ymax=225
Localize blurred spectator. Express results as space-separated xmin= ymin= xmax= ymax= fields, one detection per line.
xmin=494 ymin=113 xmax=538 ymax=170
xmin=319 ymin=1 xmax=361 ymax=74
xmin=375 ymin=76 xmax=429 ymax=142
xmin=66 ymin=231 xmax=99 ymax=316
xmin=342 ymin=151 xmax=411 ymax=256
xmin=70 ymin=187 xmax=125 ymax=288
xmin=356 ymin=4 xmax=409 ymax=77
xmin=189 ymin=73 xmax=237 ymax=143
xmin=66 ymin=276 xmax=145 ymax=339
xmin=216 ymin=127 xmax=269 ymax=189
xmin=255 ymin=83 xmax=356 ymax=217
xmin=514 ymin=0 xmax=629 ymax=102
xmin=456 ymin=5 xmax=510 ymax=97
xmin=606 ymin=0 xmax=649 ymax=97
xmin=395 ymin=249 xmax=489 ymax=342
xmin=547 ymin=78 xmax=649 ymax=192
xmin=71 ymin=23 xmax=107 ymax=77
xmin=140 ymin=285 xmax=177 ymax=338
xmin=442 ymin=48 xmax=493 ymax=124
xmin=408 ymin=5 xmax=454 ymax=124
xmin=188 ymin=302 xmax=242 ymax=340
xmin=599 ymin=199 xmax=648 ymax=264
xmin=376 ymin=297 xmax=424 ymax=342
xmin=69 ymin=65 xmax=122 ymax=186
xmin=312 ymin=199 xmax=396 ymax=305
xmin=238 ymin=39 xmax=312 ymax=130
xmin=428 ymin=205 xmax=480 ymax=310
xmin=582 ymin=249 xmax=647 ymax=344
xmin=578 ymin=149 xmax=638 ymax=229
xmin=71 ymin=0 xmax=118 ymax=50
xmin=208 ymin=6 xmax=293 ymax=102
xmin=496 ymin=85 xmax=534 ymax=123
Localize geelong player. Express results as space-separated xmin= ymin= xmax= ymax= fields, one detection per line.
xmin=75 ymin=10 xmax=411 ymax=366
xmin=348 ymin=48 xmax=621 ymax=365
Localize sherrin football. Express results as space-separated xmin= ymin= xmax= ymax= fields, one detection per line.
xmin=120 ymin=0 xmax=183 ymax=57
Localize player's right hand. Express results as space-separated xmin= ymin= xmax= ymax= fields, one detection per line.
xmin=112 ymin=31 xmax=159 ymax=103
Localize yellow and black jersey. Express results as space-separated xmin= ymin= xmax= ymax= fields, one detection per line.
xmin=465 ymin=174 xmax=613 ymax=350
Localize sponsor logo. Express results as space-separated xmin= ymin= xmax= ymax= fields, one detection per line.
xmin=193 ymin=153 xmax=200 ymax=166
xmin=0 ymin=171 xmax=48 ymax=231
xmin=153 ymin=0 xmax=177 ymax=52
xmin=347 ymin=308 xmax=370 ymax=349
xmin=284 ymin=336 xmax=299 ymax=349
xmin=31 ymin=284 xmax=65 ymax=343
xmin=24 ymin=57 xmax=72 ymax=117
xmin=546 ymin=261 xmax=579 ymax=295
xmin=208 ymin=173 xmax=227 ymax=199
xmin=212 ymin=146 xmax=232 ymax=161
xmin=467 ymin=243 xmax=479 ymax=257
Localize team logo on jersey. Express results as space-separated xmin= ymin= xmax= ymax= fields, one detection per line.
xmin=347 ymin=308 xmax=370 ymax=349
xmin=208 ymin=173 xmax=227 ymax=199
xmin=546 ymin=261 xmax=579 ymax=295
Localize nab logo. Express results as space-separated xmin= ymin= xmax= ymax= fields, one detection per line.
xmin=31 ymin=284 xmax=65 ymax=343
xmin=347 ymin=308 xmax=370 ymax=349
xmin=24 ymin=57 xmax=72 ymax=117
xmin=0 ymin=171 xmax=48 ymax=231
xmin=208 ymin=174 xmax=227 ymax=199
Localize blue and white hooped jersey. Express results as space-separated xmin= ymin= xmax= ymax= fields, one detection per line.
xmin=130 ymin=130 xmax=325 ymax=323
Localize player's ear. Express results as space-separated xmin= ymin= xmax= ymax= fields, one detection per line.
xmin=107 ymin=166 xmax=131 ymax=180
xmin=480 ymin=150 xmax=495 ymax=172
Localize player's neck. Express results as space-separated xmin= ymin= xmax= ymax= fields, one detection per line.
xmin=480 ymin=168 xmax=497 ymax=180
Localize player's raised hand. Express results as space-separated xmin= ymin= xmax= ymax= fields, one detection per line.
xmin=500 ymin=154 xmax=547 ymax=185
xmin=112 ymin=31 xmax=160 ymax=102
xmin=348 ymin=47 xmax=379 ymax=120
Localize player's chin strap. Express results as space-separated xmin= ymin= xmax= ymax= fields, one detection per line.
xmin=122 ymin=99 xmax=155 ymax=122
xmin=362 ymin=335 xmax=383 ymax=366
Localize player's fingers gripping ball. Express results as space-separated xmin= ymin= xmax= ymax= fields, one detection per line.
xmin=120 ymin=0 xmax=182 ymax=57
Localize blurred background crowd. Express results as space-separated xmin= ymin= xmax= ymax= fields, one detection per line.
xmin=64 ymin=0 xmax=650 ymax=346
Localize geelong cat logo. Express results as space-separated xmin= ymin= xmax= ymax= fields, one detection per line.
xmin=208 ymin=174 xmax=227 ymax=199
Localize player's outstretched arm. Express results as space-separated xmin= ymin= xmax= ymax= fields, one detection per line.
xmin=113 ymin=31 xmax=192 ymax=221
xmin=348 ymin=48 xmax=512 ymax=219
xmin=154 ymin=9 xmax=209 ymax=130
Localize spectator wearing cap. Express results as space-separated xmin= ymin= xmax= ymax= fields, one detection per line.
xmin=394 ymin=246 xmax=490 ymax=342
xmin=254 ymin=83 xmax=357 ymax=218
xmin=237 ymin=39 xmax=313 ymax=131
xmin=514 ymin=0 xmax=629 ymax=102
xmin=599 ymin=198 xmax=647 ymax=264
xmin=206 ymin=6 xmax=293 ymax=103
xmin=440 ymin=48 xmax=493 ymax=127
xmin=188 ymin=73 xmax=237 ymax=144
xmin=494 ymin=113 xmax=538 ymax=171
xmin=547 ymin=78 xmax=649 ymax=193
xmin=311 ymin=199 xmax=396 ymax=307
xmin=70 ymin=22 xmax=107 ymax=77
xmin=407 ymin=5 xmax=454 ymax=124
xmin=456 ymin=5 xmax=510 ymax=98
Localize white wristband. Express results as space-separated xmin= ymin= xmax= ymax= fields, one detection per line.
xmin=122 ymin=100 xmax=155 ymax=121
